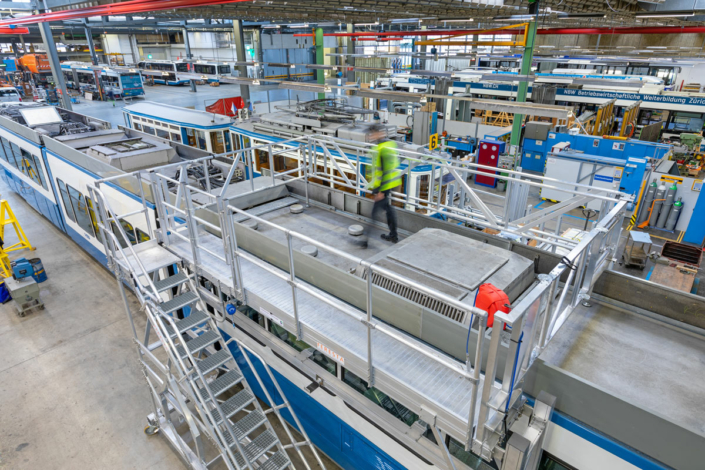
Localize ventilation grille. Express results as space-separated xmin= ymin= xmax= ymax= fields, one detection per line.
xmin=369 ymin=271 xmax=467 ymax=324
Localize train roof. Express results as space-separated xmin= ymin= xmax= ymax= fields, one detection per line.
xmin=123 ymin=101 xmax=233 ymax=129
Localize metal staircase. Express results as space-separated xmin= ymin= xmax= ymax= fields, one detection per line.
xmin=87 ymin=181 xmax=325 ymax=470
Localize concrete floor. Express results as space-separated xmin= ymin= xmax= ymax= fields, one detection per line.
xmin=0 ymin=177 xmax=338 ymax=469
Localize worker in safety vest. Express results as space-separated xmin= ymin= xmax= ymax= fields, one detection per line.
xmin=367 ymin=124 xmax=402 ymax=243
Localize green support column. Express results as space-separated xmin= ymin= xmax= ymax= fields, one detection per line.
xmin=315 ymin=27 xmax=325 ymax=99
xmin=509 ymin=0 xmax=539 ymax=158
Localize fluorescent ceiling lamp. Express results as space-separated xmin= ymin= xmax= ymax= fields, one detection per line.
xmin=261 ymin=25 xmax=280 ymax=29
xmin=287 ymin=23 xmax=310 ymax=28
xmin=494 ymin=15 xmax=535 ymax=21
xmin=439 ymin=18 xmax=474 ymax=23
xmin=558 ymin=13 xmax=606 ymax=19
xmin=538 ymin=45 xmax=556 ymax=48
xmin=635 ymin=11 xmax=695 ymax=18
xmin=355 ymin=22 xmax=380 ymax=26
xmin=647 ymin=46 xmax=668 ymax=49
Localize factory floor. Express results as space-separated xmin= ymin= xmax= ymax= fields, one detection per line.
xmin=0 ymin=179 xmax=338 ymax=470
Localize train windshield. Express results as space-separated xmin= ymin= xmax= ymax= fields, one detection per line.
xmin=195 ymin=64 xmax=216 ymax=74
xmin=176 ymin=62 xmax=190 ymax=72
xmin=218 ymin=65 xmax=231 ymax=74
xmin=120 ymin=74 xmax=142 ymax=89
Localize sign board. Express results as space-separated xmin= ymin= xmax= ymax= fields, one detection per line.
xmin=429 ymin=133 xmax=439 ymax=150
xmin=316 ymin=342 xmax=345 ymax=365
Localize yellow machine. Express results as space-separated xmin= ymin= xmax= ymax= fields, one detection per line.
xmin=0 ymin=199 xmax=34 ymax=277
xmin=591 ymin=99 xmax=617 ymax=137
xmin=619 ymin=101 xmax=642 ymax=138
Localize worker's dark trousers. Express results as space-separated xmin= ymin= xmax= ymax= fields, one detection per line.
xmin=372 ymin=190 xmax=398 ymax=238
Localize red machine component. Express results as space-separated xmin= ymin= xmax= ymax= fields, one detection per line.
xmin=475 ymin=140 xmax=505 ymax=188
xmin=205 ymin=97 xmax=245 ymax=117
xmin=475 ymin=283 xmax=510 ymax=329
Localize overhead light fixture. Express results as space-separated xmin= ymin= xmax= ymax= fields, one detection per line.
xmin=635 ymin=10 xmax=695 ymax=18
xmin=261 ymin=24 xmax=280 ymax=29
xmin=538 ymin=45 xmax=556 ymax=48
xmin=439 ymin=18 xmax=474 ymax=23
xmin=355 ymin=22 xmax=380 ymax=26
xmin=287 ymin=23 xmax=310 ymax=28
xmin=558 ymin=13 xmax=607 ymax=19
xmin=494 ymin=15 xmax=535 ymax=22
xmin=647 ymin=46 xmax=668 ymax=49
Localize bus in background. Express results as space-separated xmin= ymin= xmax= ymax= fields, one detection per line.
xmin=137 ymin=60 xmax=190 ymax=85
xmin=180 ymin=60 xmax=232 ymax=83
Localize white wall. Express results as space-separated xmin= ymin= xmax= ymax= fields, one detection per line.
xmin=102 ymin=32 xmax=239 ymax=64
xmin=103 ymin=34 xmax=138 ymax=64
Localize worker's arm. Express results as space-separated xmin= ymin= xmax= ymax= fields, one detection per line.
xmin=366 ymin=148 xmax=380 ymax=194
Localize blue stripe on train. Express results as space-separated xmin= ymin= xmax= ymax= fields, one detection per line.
xmin=1 ymin=168 xmax=65 ymax=232
xmin=219 ymin=328 xmax=408 ymax=470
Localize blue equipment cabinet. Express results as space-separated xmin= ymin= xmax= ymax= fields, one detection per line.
xmin=521 ymin=132 xmax=671 ymax=174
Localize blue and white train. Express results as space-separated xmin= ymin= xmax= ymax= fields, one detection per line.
xmin=0 ymin=101 xmax=693 ymax=470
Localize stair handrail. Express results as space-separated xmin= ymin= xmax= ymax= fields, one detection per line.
xmin=88 ymin=184 xmax=161 ymax=303
xmin=147 ymin=297 xmax=254 ymax=470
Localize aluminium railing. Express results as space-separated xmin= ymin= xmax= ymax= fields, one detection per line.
xmin=88 ymin=129 xmax=629 ymax=463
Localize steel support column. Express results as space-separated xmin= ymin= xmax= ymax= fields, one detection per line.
xmin=129 ymin=34 xmax=140 ymax=63
xmin=39 ymin=21 xmax=72 ymax=110
xmin=315 ymin=27 xmax=325 ymax=99
xmin=233 ymin=19 xmax=250 ymax=105
xmin=508 ymin=0 xmax=538 ymax=156
xmin=346 ymin=23 xmax=354 ymax=82
xmin=10 ymin=42 xmax=18 ymax=55
xmin=182 ymin=25 xmax=192 ymax=59
xmin=84 ymin=26 xmax=98 ymax=65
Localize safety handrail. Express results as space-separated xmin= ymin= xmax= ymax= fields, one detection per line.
xmin=89 ymin=184 xmax=161 ymax=303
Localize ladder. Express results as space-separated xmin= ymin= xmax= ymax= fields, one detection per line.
xmin=88 ymin=184 xmax=325 ymax=470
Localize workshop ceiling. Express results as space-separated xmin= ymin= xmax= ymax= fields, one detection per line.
xmin=41 ymin=0 xmax=705 ymax=28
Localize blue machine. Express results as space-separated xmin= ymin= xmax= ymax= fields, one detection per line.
xmin=521 ymin=132 xmax=671 ymax=173
xmin=11 ymin=258 xmax=33 ymax=280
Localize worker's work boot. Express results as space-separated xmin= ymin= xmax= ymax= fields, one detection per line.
xmin=381 ymin=233 xmax=398 ymax=243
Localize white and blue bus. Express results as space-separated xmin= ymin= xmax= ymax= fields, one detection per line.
xmin=60 ymin=62 xmax=145 ymax=98
xmin=137 ymin=60 xmax=190 ymax=85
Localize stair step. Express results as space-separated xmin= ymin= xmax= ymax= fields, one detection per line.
xmin=218 ymin=409 xmax=267 ymax=445
xmin=160 ymin=291 xmax=198 ymax=313
xmin=197 ymin=349 xmax=232 ymax=376
xmin=233 ymin=430 xmax=279 ymax=468
xmin=232 ymin=410 xmax=267 ymax=440
xmin=153 ymin=272 xmax=189 ymax=293
xmin=176 ymin=330 xmax=220 ymax=359
xmin=174 ymin=309 xmax=209 ymax=333
xmin=260 ymin=451 xmax=291 ymax=470
xmin=211 ymin=389 xmax=255 ymax=425
xmin=199 ymin=370 xmax=243 ymax=400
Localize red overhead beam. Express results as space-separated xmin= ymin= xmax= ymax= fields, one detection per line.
xmin=0 ymin=27 xmax=29 ymax=34
xmin=296 ymin=25 xmax=705 ymax=39
xmin=0 ymin=0 xmax=250 ymax=27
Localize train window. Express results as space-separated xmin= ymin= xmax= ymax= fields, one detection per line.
xmin=218 ymin=65 xmax=231 ymax=75
xmin=142 ymin=125 xmax=156 ymax=135
xmin=195 ymin=64 xmax=216 ymax=75
xmin=445 ymin=436 xmax=491 ymax=469
xmin=119 ymin=219 xmax=137 ymax=245
xmin=341 ymin=369 xmax=419 ymax=427
xmin=210 ymin=131 xmax=225 ymax=153
xmin=185 ymin=128 xmax=197 ymax=146
xmin=169 ymin=124 xmax=179 ymax=131
xmin=67 ymin=184 xmax=96 ymax=237
xmin=57 ymin=179 xmax=76 ymax=223
xmin=137 ymin=62 xmax=145 ymax=69
xmin=539 ymin=453 xmax=576 ymax=470
xmin=19 ymin=148 xmax=42 ymax=187
xmin=136 ymin=228 xmax=150 ymax=243
xmin=0 ymin=137 xmax=9 ymax=162
xmin=156 ymin=128 xmax=169 ymax=139
xmin=195 ymin=130 xmax=207 ymax=150
xmin=7 ymin=141 xmax=22 ymax=169
xmin=170 ymin=133 xmax=181 ymax=143
xmin=86 ymin=197 xmax=102 ymax=243
xmin=176 ymin=63 xmax=189 ymax=73
xmin=134 ymin=123 xmax=143 ymax=131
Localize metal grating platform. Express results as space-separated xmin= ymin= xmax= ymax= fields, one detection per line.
xmin=166 ymin=230 xmax=484 ymax=433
